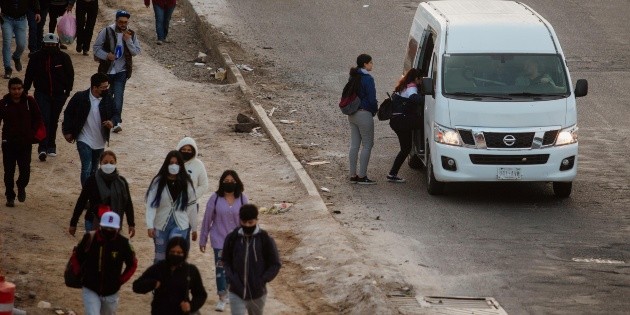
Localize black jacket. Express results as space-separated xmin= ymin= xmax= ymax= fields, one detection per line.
xmin=24 ymin=48 xmax=74 ymax=96
xmin=133 ymin=261 xmax=207 ymax=315
xmin=61 ymin=89 xmax=119 ymax=144
xmin=0 ymin=94 xmax=43 ymax=144
xmin=223 ymin=226 xmax=281 ymax=300
xmin=0 ymin=0 xmax=39 ymax=18
xmin=70 ymin=172 xmax=135 ymax=228
xmin=76 ymin=230 xmax=137 ymax=296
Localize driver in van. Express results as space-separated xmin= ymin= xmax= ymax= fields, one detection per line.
xmin=515 ymin=59 xmax=556 ymax=86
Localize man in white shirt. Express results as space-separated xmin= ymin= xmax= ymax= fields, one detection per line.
xmin=62 ymin=72 xmax=120 ymax=186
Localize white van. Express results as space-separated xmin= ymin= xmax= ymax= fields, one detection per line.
xmin=404 ymin=0 xmax=588 ymax=197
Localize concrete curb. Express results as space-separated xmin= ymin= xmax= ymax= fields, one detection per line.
xmin=180 ymin=0 xmax=328 ymax=212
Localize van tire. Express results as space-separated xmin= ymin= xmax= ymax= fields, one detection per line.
xmin=426 ymin=151 xmax=445 ymax=195
xmin=553 ymin=182 xmax=572 ymax=198
xmin=408 ymin=154 xmax=423 ymax=169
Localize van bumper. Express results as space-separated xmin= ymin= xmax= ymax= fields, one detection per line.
xmin=432 ymin=143 xmax=578 ymax=182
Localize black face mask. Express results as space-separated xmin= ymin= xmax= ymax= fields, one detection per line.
xmin=241 ymin=225 xmax=256 ymax=235
xmin=180 ymin=151 xmax=194 ymax=161
xmin=166 ymin=254 xmax=185 ymax=266
xmin=101 ymin=229 xmax=118 ymax=240
xmin=222 ymin=182 xmax=237 ymax=193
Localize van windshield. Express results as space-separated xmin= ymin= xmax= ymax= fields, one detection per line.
xmin=442 ymin=54 xmax=570 ymax=99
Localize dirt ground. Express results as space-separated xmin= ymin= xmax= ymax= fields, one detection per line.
xmin=0 ymin=0 xmax=427 ymax=313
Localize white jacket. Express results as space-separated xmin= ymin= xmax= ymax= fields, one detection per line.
xmin=176 ymin=137 xmax=209 ymax=200
xmin=145 ymin=178 xmax=198 ymax=231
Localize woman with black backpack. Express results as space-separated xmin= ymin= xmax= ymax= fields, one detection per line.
xmin=387 ymin=68 xmax=424 ymax=183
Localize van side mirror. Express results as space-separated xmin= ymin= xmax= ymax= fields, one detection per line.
xmin=574 ymin=79 xmax=588 ymax=97
xmin=421 ymin=77 xmax=434 ymax=96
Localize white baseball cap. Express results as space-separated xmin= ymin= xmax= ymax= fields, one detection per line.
xmin=42 ymin=33 xmax=59 ymax=44
xmin=100 ymin=212 xmax=121 ymax=229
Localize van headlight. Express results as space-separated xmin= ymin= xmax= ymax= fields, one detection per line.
xmin=434 ymin=123 xmax=462 ymax=146
xmin=555 ymin=125 xmax=578 ymax=146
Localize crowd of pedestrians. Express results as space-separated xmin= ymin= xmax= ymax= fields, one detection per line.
xmin=0 ymin=3 xmax=281 ymax=315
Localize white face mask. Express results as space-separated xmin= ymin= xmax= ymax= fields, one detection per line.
xmin=168 ymin=164 xmax=180 ymax=175
xmin=101 ymin=163 xmax=116 ymax=174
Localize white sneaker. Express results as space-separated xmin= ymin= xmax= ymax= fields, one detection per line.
xmin=215 ymin=300 xmax=226 ymax=312
xmin=112 ymin=124 xmax=122 ymax=133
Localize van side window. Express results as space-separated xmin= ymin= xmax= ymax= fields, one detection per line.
xmin=403 ymin=37 xmax=419 ymax=73
xmin=417 ymin=29 xmax=435 ymax=77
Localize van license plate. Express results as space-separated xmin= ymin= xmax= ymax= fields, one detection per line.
xmin=498 ymin=168 xmax=521 ymax=180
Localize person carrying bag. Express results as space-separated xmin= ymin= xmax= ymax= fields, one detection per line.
xmin=387 ymin=68 xmax=424 ymax=183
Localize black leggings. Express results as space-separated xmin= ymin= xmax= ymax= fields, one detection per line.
xmin=389 ymin=127 xmax=413 ymax=176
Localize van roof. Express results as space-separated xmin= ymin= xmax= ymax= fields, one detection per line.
xmin=427 ymin=0 xmax=558 ymax=54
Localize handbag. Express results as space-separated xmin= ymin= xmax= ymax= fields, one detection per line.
xmin=377 ymin=93 xmax=393 ymax=121
xmin=27 ymin=98 xmax=47 ymax=143
xmin=339 ymin=94 xmax=361 ymax=115
xmin=64 ymin=232 xmax=95 ymax=288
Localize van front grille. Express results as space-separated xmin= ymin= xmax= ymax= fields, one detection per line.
xmin=458 ymin=129 xmax=475 ymax=145
xmin=469 ymin=154 xmax=549 ymax=165
xmin=542 ymin=130 xmax=559 ymax=145
xmin=484 ymin=132 xmax=534 ymax=148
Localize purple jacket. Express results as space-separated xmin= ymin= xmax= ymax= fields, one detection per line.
xmin=199 ymin=193 xmax=248 ymax=249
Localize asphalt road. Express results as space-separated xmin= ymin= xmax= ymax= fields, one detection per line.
xmin=200 ymin=0 xmax=630 ymax=313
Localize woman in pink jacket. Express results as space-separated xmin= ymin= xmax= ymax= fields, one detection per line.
xmin=144 ymin=0 xmax=176 ymax=45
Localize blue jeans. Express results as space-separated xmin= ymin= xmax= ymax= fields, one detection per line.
xmin=214 ymin=248 xmax=228 ymax=297
xmin=153 ymin=5 xmax=176 ymax=41
xmin=82 ymin=287 xmax=119 ymax=315
xmin=153 ymin=215 xmax=189 ymax=263
xmin=2 ymin=15 xmax=27 ymax=71
xmin=229 ymin=292 xmax=266 ymax=315
xmin=85 ymin=219 xmax=95 ymax=232
xmin=108 ymin=72 xmax=127 ymax=124
xmin=35 ymin=90 xmax=67 ymax=153
xmin=77 ymin=141 xmax=103 ymax=186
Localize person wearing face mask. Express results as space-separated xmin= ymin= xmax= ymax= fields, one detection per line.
xmin=199 ymin=169 xmax=248 ymax=311
xmin=75 ymin=211 xmax=137 ymax=315
xmin=24 ymin=33 xmax=74 ymax=161
xmin=222 ymin=204 xmax=281 ymax=314
xmin=176 ymin=136 xmax=208 ymax=248
xmin=93 ymin=10 xmax=141 ymax=133
xmin=133 ymin=237 xmax=207 ymax=315
xmin=146 ymin=150 xmax=198 ymax=263
xmin=69 ymin=150 xmax=134 ymax=236
xmin=62 ymin=72 xmax=119 ymax=186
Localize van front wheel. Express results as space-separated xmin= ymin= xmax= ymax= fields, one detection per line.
xmin=426 ymin=151 xmax=445 ymax=195
xmin=553 ymin=182 xmax=572 ymax=198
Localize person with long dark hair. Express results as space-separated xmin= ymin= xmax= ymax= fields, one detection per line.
xmin=133 ymin=236 xmax=207 ymax=315
xmin=146 ymin=150 xmax=198 ymax=263
xmin=387 ymin=68 xmax=424 ymax=183
xmin=199 ymin=169 xmax=248 ymax=312
xmin=346 ymin=54 xmax=378 ymax=185
xmin=69 ymin=150 xmax=135 ymax=236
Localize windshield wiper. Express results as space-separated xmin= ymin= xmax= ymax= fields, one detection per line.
xmin=449 ymin=92 xmax=512 ymax=100
xmin=508 ymin=92 xmax=566 ymax=97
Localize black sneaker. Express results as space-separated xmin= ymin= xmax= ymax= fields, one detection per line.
xmin=356 ymin=177 xmax=376 ymax=185
xmin=350 ymin=175 xmax=359 ymax=183
xmin=6 ymin=199 xmax=15 ymax=207
xmin=17 ymin=188 xmax=26 ymax=202
xmin=82 ymin=50 xmax=89 ymax=56
xmin=387 ymin=174 xmax=406 ymax=183
xmin=38 ymin=151 xmax=47 ymax=162
xmin=3 ymin=70 xmax=12 ymax=79
xmin=13 ymin=57 xmax=22 ymax=72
